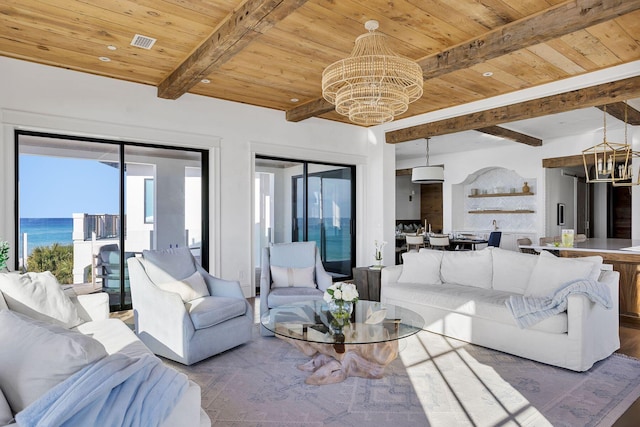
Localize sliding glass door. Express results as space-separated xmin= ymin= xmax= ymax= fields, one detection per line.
xmin=16 ymin=131 xmax=207 ymax=311
xmin=255 ymin=156 xmax=355 ymax=282
xmin=296 ymin=164 xmax=354 ymax=279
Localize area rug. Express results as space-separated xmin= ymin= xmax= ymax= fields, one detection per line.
xmin=164 ymin=327 xmax=640 ymax=426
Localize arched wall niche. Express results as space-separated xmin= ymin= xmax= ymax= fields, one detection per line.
xmin=451 ymin=167 xmax=538 ymax=239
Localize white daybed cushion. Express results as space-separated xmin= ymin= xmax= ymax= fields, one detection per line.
xmin=491 ymin=248 xmax=539 ymax=294
xmin=156 ymin=271 xmax=210 ymax=302
xmin=441 ymin=249 xmax=493 ymax=289
xmin=525 ymin=251 xmax=602 ymax=297
xmin=0 ymin=292 xmax=8 ymax=310
xmin=270 ymin=265 xmax=316 ymax=288
xmin=73 ymin=318 xmax=150 ymax=358
xmin=0 ymin=271 xmax=83 ymax=328
xmin=398 ymin=250 xmax=443 ymax=285
xmin=0 ymin=388 xmax=12 ymax=426
xmin=0 ymin=310 xmax=107 ymax=413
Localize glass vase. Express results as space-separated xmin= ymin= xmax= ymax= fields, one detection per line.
xmin=328 ymin=299 xmax=353 ymax=322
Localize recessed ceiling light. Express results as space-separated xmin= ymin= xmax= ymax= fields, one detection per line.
xmin=107 ymin=45 xmax=117 ymax=51
xmin=290 ymin=98 xmax=299 ymax=103
xmin=98 ymin=56 xmax=111 ymax=62
xmin=483 ymin=71 xmax=493 ymax=77
xmin=201 ymin=79 xmax=210 ymax=84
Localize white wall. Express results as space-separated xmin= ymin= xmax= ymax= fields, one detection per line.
xmin=0 ymin=57 xmax=371 ymax=296
xmin=395 ymin=175 xmax=421 ymax=220
xmin=544 ymin=168 xmax=575 ymax=237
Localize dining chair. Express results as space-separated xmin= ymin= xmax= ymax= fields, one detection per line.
xmin=517 ymin=237 xmax=538 ymax=255
xmin=405 ymin=235 xmax=426 ymax=252
xmin=428 ymin=236 xmax=450 ymax=250
xmin=539 ymin=236 xmax=560 ymax=245
xmin=487 ymin=231 xmax=502 ymax=247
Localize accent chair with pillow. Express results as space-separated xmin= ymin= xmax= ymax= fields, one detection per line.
xmin=260 ymin=241 xmax=333 ymax=336
xmin=127 ymin=247 xmax=253 ymax=365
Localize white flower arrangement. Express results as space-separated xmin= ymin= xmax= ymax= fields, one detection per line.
xmin=374 ymin=240 xmax=387 ymax=261
xmin=323 ymin=282 xmax=359 ymax=304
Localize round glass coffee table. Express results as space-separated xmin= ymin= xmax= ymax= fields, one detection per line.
xmin=261 ymin=300 xmax=424 ymax=385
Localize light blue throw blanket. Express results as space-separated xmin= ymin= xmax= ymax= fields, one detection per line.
xmin=506 ymin=278 xmax=612 ymax=329
xmin=16 ymin=353 xmax=189 ymax=427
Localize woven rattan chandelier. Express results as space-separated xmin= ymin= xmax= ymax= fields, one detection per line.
xmin=322 ymin=20 xmax=423 ymax=126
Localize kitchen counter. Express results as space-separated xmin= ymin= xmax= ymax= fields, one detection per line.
xmin=520 ymin=238 xmax=640 ymax=254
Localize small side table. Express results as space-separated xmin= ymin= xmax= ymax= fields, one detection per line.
xmin=352 ymin=266 xmax=383 ymax=302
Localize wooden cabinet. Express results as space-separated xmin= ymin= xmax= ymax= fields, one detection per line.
xmin=352 ymin=267 xmax=382 ymax=302
xmin=421 ymin=183 xmax=443 ymax=233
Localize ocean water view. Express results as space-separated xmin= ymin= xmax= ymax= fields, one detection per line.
xmin=19 ymin=218 xmax=73 ymax=255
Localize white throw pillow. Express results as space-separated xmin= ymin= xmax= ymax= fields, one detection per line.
xmin=0 ymin=387 xmax=12 ymax=426
xmin=398 ymin=251 xmax=443 ymax=284
xmin=440 ymin=248 xmax=493 ymax=289
xmin=0 ymin=310 xmax=107 ymax=413
xmin=569 ymin=254 xmax=604 ymax=281
xmin=491 ymin=248 xmax=539 ymax=294
xmin=0 ymin=271 xmax=83 ymax=328
xmin=156 ymin=271 xmax=210 ymax=302
xmin=270 ymin=265 xmax=316 ymax=288
xmin=525 ymin=251 xmax=598 ymax=297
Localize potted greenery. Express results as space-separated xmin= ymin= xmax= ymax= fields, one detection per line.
xmin=0 ymin=240 xmax=9 ymax=272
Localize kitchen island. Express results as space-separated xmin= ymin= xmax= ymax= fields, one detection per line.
xmin=520 ymin=238 xmax=640 ymax=324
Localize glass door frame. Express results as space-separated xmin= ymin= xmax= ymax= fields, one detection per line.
xmin=14 ymin=130 xmax=209 ymax=311
xmin=256 ymin=155 xmax=356 ymax=280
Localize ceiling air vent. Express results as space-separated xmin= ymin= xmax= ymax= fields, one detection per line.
xmin=130 ymin=34 xmax=156 ymax=50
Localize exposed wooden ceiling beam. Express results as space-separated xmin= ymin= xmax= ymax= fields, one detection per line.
xmin=542 ymin=154 xmax=589 ymax=168
xmin=418 ymin=0 xmax=640 ymax=78
xmin=476 ymin=126 xmax=542 ymax=147
xmin=158 ymin=0 xmax=310 ymax=100
xmin=596 ymin=102 xmax=640 ymax=125
xmin=286 ymin=98 xmax=334 ymax=122
xmin=386 ymin=75 xmax=640 ymax=144
xmin=286 ymin=0 xmax=640 ymax=122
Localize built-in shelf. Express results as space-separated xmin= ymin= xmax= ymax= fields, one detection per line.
xmin=468 ymin=192 xmax=534 ymax=198
xmin=469 ymin=210 xmax=535 ymax=214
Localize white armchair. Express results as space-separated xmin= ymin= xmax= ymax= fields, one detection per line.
xmin=260 ymin=241 xmax=333 ymax=336
xmin=127 ymin=247 xmax=253 ymax=365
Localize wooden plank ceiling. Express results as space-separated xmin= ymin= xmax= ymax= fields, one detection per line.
xmin=1 ymin=0 xmax=639 ymax=130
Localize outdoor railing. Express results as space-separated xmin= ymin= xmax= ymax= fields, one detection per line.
xmin=83 ymin=214 xmax=120 ymax=240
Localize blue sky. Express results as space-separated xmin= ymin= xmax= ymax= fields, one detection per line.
xmin=20 ymin=155 xmax=119 ymax=218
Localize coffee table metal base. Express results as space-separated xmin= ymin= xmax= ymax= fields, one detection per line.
xmin=280 ymin=336 xmax=398 ymax=385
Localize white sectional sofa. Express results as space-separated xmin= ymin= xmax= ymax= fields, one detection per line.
xmin=0 ymin=272 xmax=211 ymax=426
xmin=381 ymin=248 xmax=620 ymax=371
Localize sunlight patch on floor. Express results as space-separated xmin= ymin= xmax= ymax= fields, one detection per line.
xmin=399 ymin=332 xmax=551 ymax=427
